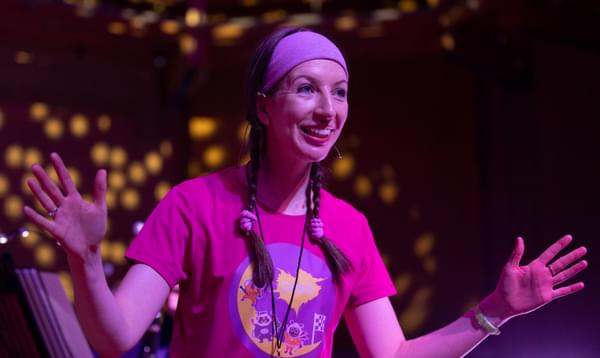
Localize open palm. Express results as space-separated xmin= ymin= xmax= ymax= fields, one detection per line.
xmin=24 ymin=153 xmax=107 ymax=260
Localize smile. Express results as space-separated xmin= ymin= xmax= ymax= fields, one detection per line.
xmin=301 ymin=127 xmax=333 ymax=138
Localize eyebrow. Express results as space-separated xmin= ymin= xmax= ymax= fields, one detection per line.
xmin=290 ymin=75 xmax=348 ymax=86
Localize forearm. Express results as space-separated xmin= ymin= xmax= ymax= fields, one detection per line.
xmin=68 ymin=251 xmax=136 ymax=357
xmin=395 ymin=294 xmax=510 ymax=358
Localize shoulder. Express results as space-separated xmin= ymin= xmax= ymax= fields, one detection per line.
xmin=319 ymin=189 xmax=368 ymax=225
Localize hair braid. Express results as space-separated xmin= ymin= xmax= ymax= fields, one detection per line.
xmin=309 ymin=162 xmax=352 ymax=282
xmin=244 ymin=126 xmax=274 ymax=288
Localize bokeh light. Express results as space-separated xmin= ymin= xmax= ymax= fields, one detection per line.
xmin=128 ymin=161 xmax=147 ymax=184
xmin=379 ymin=182 xmax=399 ymax=204
xmin=120 ymin=188 xmax=140 ymax=210
xmin=4 ymin=195 xmax=24 ymax=220
xmin=154 ymin=181 xmax=170 ymax=201
xmin=185 ymin=8 xmax=206 ymax=27
xmin=91 ymin=142 xmax=110 ymax=166
xmin=160 ymin=20 xmax=180 ymax=35
xmin=189 ymin=116 xmax=218 ymax=140
xmin=179 ymin=34 xmax=197 ymax=55
xmin=109 ymin=241 xmax=127 ymax=265
xmin=58 ymin=271 xmax=74 ymax=302
xmin=105 ymin=189 xmax=117 ymax=209
xmin=332 ymin=154 xmax=355 ymax=180
xmin=108 ymin=171 xmax=126 ymax=191
xmin=145 ymin=151 xmax=163 ymax=174
xmin=15 ymin=51 xmax=33 ymax=65
xmin=30 ymin=102 xmax=49 ymax=121
xmin=394 ymin=273 xmax=413 ymax=296
xmin=414 ymin=232 xmax=435 ymax=258
xmin=44 ymin=117 xmax=64 ymax=140
xmin=35 ymin=243 xmax=56 ymax=267
xmin=159 ymin=140 xmax=173 ymax=158
xmin=0 ymin=174 xmax=9 ymax=197
xmin=108 ymin=21 xmax=127 ymax=35
xmin=5 ymin=144 xmax=23 ymax=168
xmin=97 ymin=115 xmax=111 ymax=132
xmin=354 ymin=175 xmax=372 ymax=198
xmin=203 ymin=145 xmax=226 ymax=169
xmin=334 ymin=15 xmax=358 ymax=32
xmin=0 ymin=108 xmax=4 ymax=129
xmin=399 ymin=0 xmax=418 ymax=13
xmin=68 ymin=166 xmax=82 ymax=188
xmin=109 ymin=146 xmax=128 ymax=169
xmin=69 ymin=113 xmax=90 ymax=138
xmin=23 ymin=147 xmax=42 ymax=168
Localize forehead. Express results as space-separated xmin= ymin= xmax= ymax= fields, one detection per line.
xmin=284 ymin=59 xmax=348 ymax=84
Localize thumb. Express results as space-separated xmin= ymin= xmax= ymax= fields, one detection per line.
xmin=93 ymin=169 xmax=107 ymax=208
xmin=508 ymin=236 xmax=525 ymax=267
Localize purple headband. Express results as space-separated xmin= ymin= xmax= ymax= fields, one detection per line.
xmin=261 ymin=31 xmax=349 ymax=93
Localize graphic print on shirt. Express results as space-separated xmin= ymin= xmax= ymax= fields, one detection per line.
xmin=229 ymin=243 xmax=335 ymax=357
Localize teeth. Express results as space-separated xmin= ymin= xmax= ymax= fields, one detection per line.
xmin=304 ymin=128 xmax=332 ymax=137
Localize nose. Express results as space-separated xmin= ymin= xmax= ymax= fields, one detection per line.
xmin=315 ymin=92 xmax=335 ymax=120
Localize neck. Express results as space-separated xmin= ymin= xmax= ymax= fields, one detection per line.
xmin=256 ymin=151 xmax=312 ymax=215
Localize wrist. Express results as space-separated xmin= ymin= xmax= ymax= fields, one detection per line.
xmin=478 ymin=291 xmax=513 ymax=327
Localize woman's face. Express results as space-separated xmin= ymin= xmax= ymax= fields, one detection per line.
xmin=259 ymin=59 xmax=348 ymax=164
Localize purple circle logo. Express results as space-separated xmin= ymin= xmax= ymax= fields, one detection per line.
xmin=229 ymin=243 xmax=335 ymax=357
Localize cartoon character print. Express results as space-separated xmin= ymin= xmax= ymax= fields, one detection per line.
xmin=240 ymin=279 xmax=264 ymax=306
xmin=251 ymin=311 xmax=275 ymax=343
xmin=283 ymin=321 xmax=308 ymax=356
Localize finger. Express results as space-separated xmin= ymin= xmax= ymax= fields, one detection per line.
xmin=536 ymin=235 xmax=573 ymax=265
xmin=31 ymin=164 xmax=65 ymax=206
xmin=27 ymin=178 xmax=57 ymax=212
xmin=93 ymin=169 xmax=107 ymax=208
xmin=552 ymin=282 xmax=584 ymax=300
xmin=50 ymin=153 xmax=77 ymax=195
xmin=508 ymin=236 xmax=525 ymax=266
xmin=548 ymin=246 xmax=587 ymax=273
xmin=23 ymin=206 xmax=61 ymax=240
xmin=553 ymin=260 xmax=588 ymax=286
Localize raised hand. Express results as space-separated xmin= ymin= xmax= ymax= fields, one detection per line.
xmin=489 ymin=235 xmax=587 ymax=320
xmin=23 ymin=153 xmax=107 ymax=261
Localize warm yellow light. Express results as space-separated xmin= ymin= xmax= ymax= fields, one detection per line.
xmin=394 ymin=273 xmax=413 ymax=296
xmin=414 ymin=232 xmax=435 ymax=258
xmin=23 ymin=148 xmax=42 ymax=168
xmin=108 ymin=171 xmax=126 ymax=190
xmin=160 ymin=20 xmax=180 ymax=35
xmin=334 ymin=15 xmax=358 ymax=32
xmin=241 ymin=0 xmax=258 ymax=6
xmin=332 ymin=154 xmax=355 ymax=180
xmin=128 ymin=162 xmax=146 ymax=184
xmin=105 ymin=189 xmax=117 ymax=209
xmin=21 ymin=173 xmax=33 ymax=196
xmin=440 ymin=32 xmax=455 ymax=51
xmin=379 ymin=182 xmax=399 ymax=204
xmin=372 ymin=8 xmax=400 ymax=22
xmin=44 ymin=164 xmax=59 ymax=184
xmin=69 ymin=113 xmax=89 ymax=138
xmin=145 ymin=151 xmax=163 ymax=174
xmin=35 ymin=243 xmax=55 ymax=267
xmin=108 ymin=21 xmax=127 ymax=35
xmin=58 ymin=271 xmax=74 ymax=302
xmin=466 ymin=0 xmax=480 ymax=10
xmin=100 ymin=240 xmax=111 ymax=260
xmin=357 ymin=24 xmax=384 ymax=38
xmin=203 ymin=145 xmax=226 ymax=169
xmin=354 ymin=175 xmax=372 ymax=198
xmin=284 ymin=13 xmax=322 ymax=27
xmin=120 ymin=188 xmax=140 ymax=210
xmin=109 ymin=146 xmax=128 ymax=168
xmin=45 ymin=117 xmax=64 ymax=140
xmin=5 ymin=145 xmax=23 ymax=168
xmin=68 ymin=166 xmax=82 ymax=188
xmin=399 ymin=286 xmax=432 ymax=334
xmin=20 ymin=228 xmax=40 ymax=248
xmin=398 ymin=0 xmax=418 ymax=13
xmin=179 ymin=34 xmax=197 ymax=55
xmin=426 ymin=0 xmax=440 ymax=8
xmin=187 ymin=161 xmax=202 ymax=178
xmin=159 ymin=140 xmax=173 ymax=158
xmin=189 ymin=116 xmax=218 ymax=140
xmin=110 ymin=241 xmax=127 ymax=265
xmin=91 ymin=142 xmax=110 ymax=166
xmin=97 ymin=114 xmax=111 ymax=132
xmin=185 ymin=8 xmax=206 ymax=27
xmin=0 ymin=174 xmax=9 ymax=197
xmin=154 ymin=181 xmax=171 ymax=201
xmin=15 ymin=51 xmax=33 ymax=65
xmin=0 ymin=109 xmax=4 ymax=129
xmin=212 ymin=23 xmax=244 ymax=41
xmin=424 ymin=256 xmax=437 ymax=273
xmin=262 ymin=9 xmax=287 ymax=24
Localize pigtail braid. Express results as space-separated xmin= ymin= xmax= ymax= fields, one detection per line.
xmin=244 ymin=126 xmax=274 ymax=288
xmin=309 ymin=162 xmax=352 ymax=282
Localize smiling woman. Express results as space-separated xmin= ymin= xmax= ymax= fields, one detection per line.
xmin=23 ymin=27 xmax=588 ymax=358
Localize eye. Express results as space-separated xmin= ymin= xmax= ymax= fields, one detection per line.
xmin=334 ymin=88 xmax=347 ymax=99
xmin=297 ymin=84 xmax=315 ymax=94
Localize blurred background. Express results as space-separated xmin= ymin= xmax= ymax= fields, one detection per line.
xmin=0 ymin=0 xmax=598 ymax=356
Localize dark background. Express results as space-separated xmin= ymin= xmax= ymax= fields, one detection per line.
xmin=0 ymin=0 xmax=598 ymax=356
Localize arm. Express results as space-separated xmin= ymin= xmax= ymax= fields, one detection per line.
xmin=345 ymin=236 xmax=587 ymax=358
xmin=24 ymin=153 xmax=170 ymax=357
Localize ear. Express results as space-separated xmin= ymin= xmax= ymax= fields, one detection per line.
xmin=255 ymin=95 xmax=270 ymax=127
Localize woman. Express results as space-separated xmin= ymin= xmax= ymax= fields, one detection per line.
xmin=24 ymin=28 xmax=587 ymax=357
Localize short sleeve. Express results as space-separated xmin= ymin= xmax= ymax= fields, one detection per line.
xmin=125 ymin=187 xmax=194 ymax=289
xmin=347 ymin=215 xmax=396 ymax=307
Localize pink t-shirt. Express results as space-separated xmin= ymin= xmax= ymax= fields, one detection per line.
xmin=126 ymin=167 xmax=395 ymax=357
